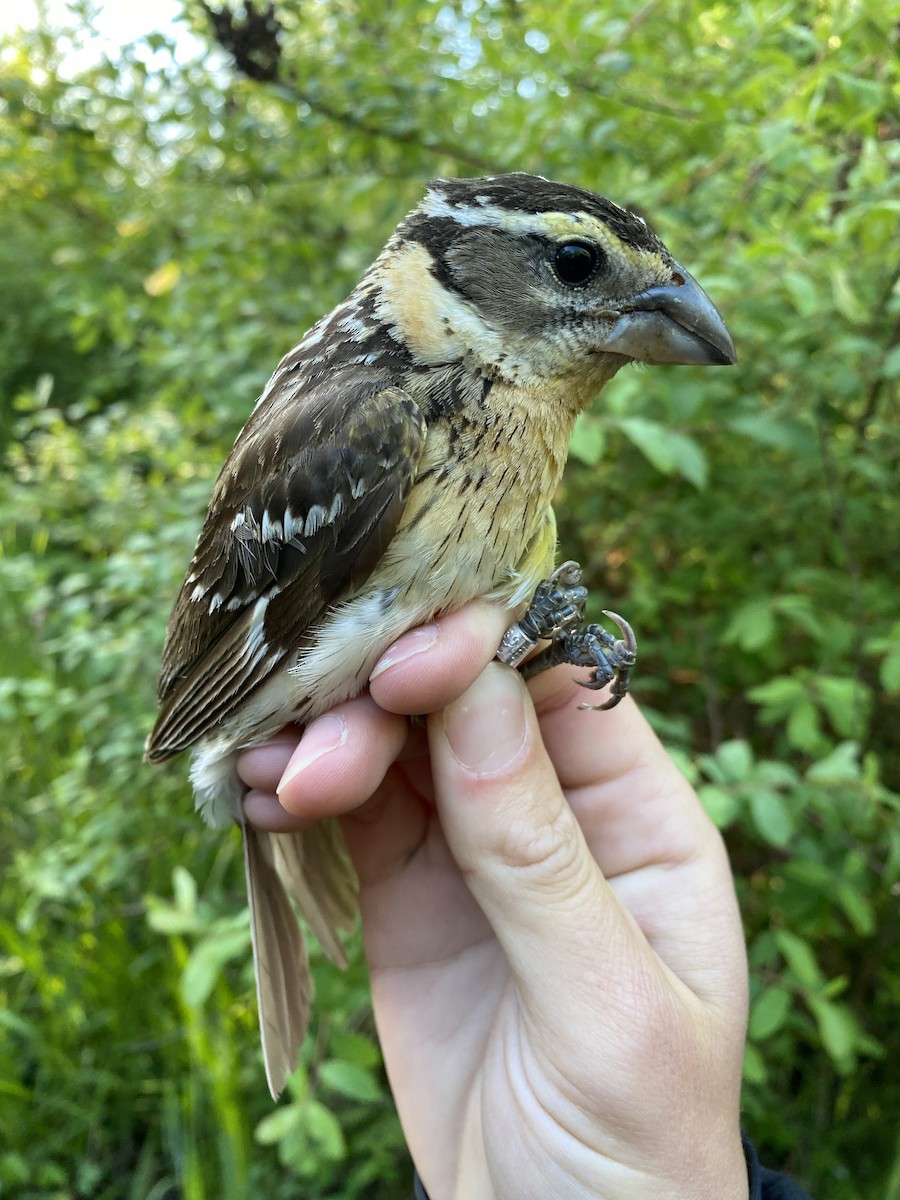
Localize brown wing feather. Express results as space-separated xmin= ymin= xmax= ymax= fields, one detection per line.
xmin=146 ymin=370 xmax=426 ymax=762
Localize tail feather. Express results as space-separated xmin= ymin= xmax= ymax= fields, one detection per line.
xmin=243 ymin=824 xmax=312 ymax=1099
xmin=243 ymin=819 xmax=358 ymax=1098
xmin=272 ymin=819 xmax=357 ymax=967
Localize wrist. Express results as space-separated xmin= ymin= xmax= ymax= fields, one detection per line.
xmin=412 ymin=1132 xmax=751 ymax=1200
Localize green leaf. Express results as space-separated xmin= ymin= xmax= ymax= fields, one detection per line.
xmin=328 ymin=1029 xmax=383 ymax=1070
xmin=748 ymin=787 xmax=794 ymax=847
xmin=830 ymin=267 xmax=867 ymax=323
xmin=754 ymin=759 xmax=799 ymax=788
xmin=145 ymin=898 xmax=200 ymax=936
xmin=617 ymin=417 xmax=675 ymax=473
xmin=880 ymin=643 xmax=900 ymax=693
xmin=569 ymin=413 xmax=606 ymax=465
xmin=145 ymin=867 xmax=203 ymax=935
xmin=698 ymin=752 xmax=726 ymax=786
xmin=821 ymin=975 xmax=849 ymax=1000
xmin=749 ymin=986 xmax=792 ymax=1040
xmin=816 ymin=677 xmax=869 ymax=737
xmin=181 ymin=923 xmax=251 ymax=1008
xmin=806 ymin=741 xmax=860 ymax=783
xmin=666 ymin=431 xmax=708 ymax=489
xmin=255 ymin=1105 xmax=303 ymax=1146
xmin=616 ymin=419 xmax=707 ymax=487
xmin=728 ymin=413 xmax=816 ymax=456
xmin=748 ymin=676 xmax=806 ymax=712
xmin=715 ymin=738 xmax=754 ymax=782
xmin=304 ymin=1099 xmax=346 ymax=1160
xmin=742 ymin=1043 xmax=767 ymax=1085
xmin=173 ymin=866 xmax=198 ymax=914
xmin=772 ymin=593 xmax=825 ymax=640
xmin=0 ymin=1153 xmax=31 ymax=1186
xmin=318 ymin=1059 xmax=382 ymax=1103
xmin=698 ymin=784 xmax=739 ymax=827
xmin=775 ymin=930 xmax=824 ymax=991
xmin=807 ymin=996 xmax=859 ymax=1069
xmin=722 ymin=597 xmax=775 ymax=651
xmin=835 ymin=882 xmax=875 ymax=937
xmin=834 ymin=71 xmax=886 ymax=113
xmin=786 ymin=698 xmax=822 ymax=753
xmin=881 ymin=344 xmax=900 ymax=380
xmin=783 ymin=271 xmax=819 ymax=316
xmin=784 ymin=860 xmax=835 ymax=890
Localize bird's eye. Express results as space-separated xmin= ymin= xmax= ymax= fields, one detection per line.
xmin=553 ymin=241 xmax=602 ymax=287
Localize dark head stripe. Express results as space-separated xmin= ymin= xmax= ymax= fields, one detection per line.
xmin=424 ymin=173 xmax=665 ymax=256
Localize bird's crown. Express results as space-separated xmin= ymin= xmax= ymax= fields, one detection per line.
xmin=414 ymin=172 xmax=668 ymax=258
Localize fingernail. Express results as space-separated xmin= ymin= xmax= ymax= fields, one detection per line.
xmin=443 ymin=664 xmax=527 ymax=775
xmin=370 ymin=624 xmax=439 ymax=680
xmin=277 ymin=715 xmax=347 ymax=794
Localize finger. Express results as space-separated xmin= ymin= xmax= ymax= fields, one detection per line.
xmin=238 ymin=729 xmax=307 ymax=831
xmin=238 ymin=730 xmax=300 ymax=792
xmin=369 ymin=601 xmax=512 ymax=715
xmin=530 ymin=667 xmax=704 ymax=860
xmin=243 ymin=789 xmax=310 ymax=832
xmin=529 ymin=665 xmax=747 ymax=1009
xmin=240 ymin=599 xmax=512 ymax=828
xmin=528 ymin=663 xmax=663 ymax=792
xmin=427 ymin=662 xmax=662 ymax=1039
xmin=272 ymin=694 xmax=407 ymax=820
xmin=342 ymin=760 xmax=492 ymax=971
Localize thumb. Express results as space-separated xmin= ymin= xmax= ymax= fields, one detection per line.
xmin=427 ymin=663 xmax=650 ymax=1031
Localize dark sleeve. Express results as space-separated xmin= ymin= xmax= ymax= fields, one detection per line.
xmin=413 ymin=1135 xmax=813 ymax=1199
xmin=743 ymin=1132 xmax=814 ymax=1200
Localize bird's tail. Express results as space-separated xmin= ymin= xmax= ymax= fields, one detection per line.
xmin=242 ymin=819 xmax=357 ymax=1098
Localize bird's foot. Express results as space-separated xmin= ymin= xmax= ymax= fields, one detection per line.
xmin=496 ymin=561 xmax=637 ymax=711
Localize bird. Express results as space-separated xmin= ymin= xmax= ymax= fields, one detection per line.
xmin=145 ymin=172 xmax=736 ymax=1098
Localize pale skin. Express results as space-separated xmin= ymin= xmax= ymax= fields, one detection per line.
xmin=238 ymin=602 xmax=750 ymax=1200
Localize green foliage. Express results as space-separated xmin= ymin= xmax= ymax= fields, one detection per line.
xmin=1 ymin=1 xmax=897 ymax=1197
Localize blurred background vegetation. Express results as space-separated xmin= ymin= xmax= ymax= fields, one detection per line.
xmin=0 ymin=1 xmax=898 ymax=1197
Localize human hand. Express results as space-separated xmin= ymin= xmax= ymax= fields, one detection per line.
xmin=238 ymin=603 xmax=749 ymax=1200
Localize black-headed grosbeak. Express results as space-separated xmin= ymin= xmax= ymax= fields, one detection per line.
xmin=145 ymin=173 xmax=735 ymax=1096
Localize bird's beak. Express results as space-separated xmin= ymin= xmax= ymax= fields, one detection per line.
xmin=601 ymin=266 xmax=736 ymax=366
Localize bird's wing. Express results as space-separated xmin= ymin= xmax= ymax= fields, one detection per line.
xmin=146 ymin=371 xmax=427 ymax=761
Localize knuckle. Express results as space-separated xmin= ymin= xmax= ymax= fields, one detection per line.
xmin=488 ymin=791 xmax=585 ymax=886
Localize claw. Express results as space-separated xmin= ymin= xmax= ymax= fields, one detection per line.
xmin=576 ymin=610 xmax=637 ymax=712
xmin=585 ymin=676 xmax=630 ymax=712
xmin=601 ymin=609 xmax=637 ymax=655
xmin=550 ymin=560 xmax=583 ymax=587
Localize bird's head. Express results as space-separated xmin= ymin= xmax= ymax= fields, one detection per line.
xmin=376 ymin=173 xmax=735 ymax=391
